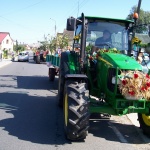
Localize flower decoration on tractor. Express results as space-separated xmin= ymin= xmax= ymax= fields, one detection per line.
xmin=73 ymin=34 xmax=81 ymax=42
xmin=132 ymin=36 xmax=142 ymax=46
xmin=118 ymin=70 xmax=150 ymax=100
xmin=87 ymin=48 xmax=120 ymax=59
xmin=97 ymin=48 xmax=120 ymax=56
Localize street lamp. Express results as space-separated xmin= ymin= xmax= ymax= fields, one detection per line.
xmin=50 ymin=18 xmax=57 ymax=51
xmin=50 ymin=18 xmax=56 ymax=36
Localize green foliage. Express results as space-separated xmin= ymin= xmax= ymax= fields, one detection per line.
xmin=147 ymin=43 xmax=150 ymax=46
xmin=86 ymin=45 xmax=92 ymax=53
xmin=13 ymin=41 xmax=25 ymax=53
xmin=38 ymin=34 xmax=69 ymax=55
xmin=3 ymin=49 xmax=8 ymax=58
xmin=49 ymin=37 xmax=57 ymax=54
xmin=127 ymin=5 xmax=150 ymax=33
xmin=97 ymin=48 xmax=120 ymax=55
xmin=57 ymin=34 xmax=69 ymax=49
xmin=140 ymin=43 xmax=147 ymax=48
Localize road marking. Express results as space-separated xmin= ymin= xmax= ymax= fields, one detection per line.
xmin=108 ymin=122 xmax=128 ymax=143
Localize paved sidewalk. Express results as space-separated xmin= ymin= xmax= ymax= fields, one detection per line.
xmin=0 ymin=58 xmax=12 ymax=68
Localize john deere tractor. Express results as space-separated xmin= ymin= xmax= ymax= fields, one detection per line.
xmin=47 ymin=13 xmax=150 ymax=140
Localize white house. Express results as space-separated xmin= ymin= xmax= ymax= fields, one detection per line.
xmin=0 ymin=32 xmax=14 ymax=54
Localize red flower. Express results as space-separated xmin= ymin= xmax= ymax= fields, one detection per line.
xmin=104 ymin=50 xmax=109 ymax=52
xmin=146 ymin=82 xmax=150 ymax=87
xmin=146 ymin=74 xmax=150 ymax=79
xmin=128 ymin=91 xmax=135 ymax=95
xmin=122 ymin=79 xmax=127 ymax=85
xmin=141 ymin=86 xmax=148 ymax=91
xmin=134 ymin=73 xmax=138 ymax=78
xmin=145 ymin=86 xmax=148 ymax=90
xmin=141 ymin=86 xmax=145 ymax=91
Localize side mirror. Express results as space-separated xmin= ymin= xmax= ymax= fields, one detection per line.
xmin=66 ymin=17 xmax=76 ymax=31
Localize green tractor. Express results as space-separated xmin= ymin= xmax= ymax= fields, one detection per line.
xmin=48 ymin=13 xmax=150 ymax=140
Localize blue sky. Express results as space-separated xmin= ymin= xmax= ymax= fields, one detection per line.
xmin=0 ymin=0 xmax=150 ymax=44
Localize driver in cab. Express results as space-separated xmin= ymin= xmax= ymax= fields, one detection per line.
xmin=95 ymin=30 xmax=111 ymax=47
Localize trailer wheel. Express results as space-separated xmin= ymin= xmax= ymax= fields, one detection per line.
xmin=49 ymin=68 xmax=55 ymax=81
xmin=63 ymin=80 xmax=90 ymax=141
xmin=58 ymin=52 xmax=69 ymax=107
xmin=138 ymin=113 xmax=150 ymax=136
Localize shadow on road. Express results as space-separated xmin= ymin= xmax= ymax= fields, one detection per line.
xmin=0 ymin=74 xmax=71 ymax=145
xmin=0 ymin=75 xmax=58 ymax=90
xmin=0 ymin=74 xmax=149 ymax=145
xmin=0 ymin=92 xmax=70 ymax=145
xmin=89 ymin=113 xmax=150 ymax=144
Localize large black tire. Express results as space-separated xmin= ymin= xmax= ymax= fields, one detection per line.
xmin=49 ymin=68 xmax=55 ymax=81
xmin=58 ymin=52 xmax=70 ymax=107
xmin=63 ymin=80 xmax=90 ymax=141
xmin=138 ymin=113 xmax=150 ymax=136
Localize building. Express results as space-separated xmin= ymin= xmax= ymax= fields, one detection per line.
xmin=0 ymin=32 xmax=14 ymax=53
xmin=63 ymin=29 xmax=74 ymax=46
xmin=135 ymin=33 xmax=150 ymax=44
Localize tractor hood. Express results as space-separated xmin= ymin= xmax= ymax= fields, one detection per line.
xmin=102 ymin=53 xmax=142 ymax=70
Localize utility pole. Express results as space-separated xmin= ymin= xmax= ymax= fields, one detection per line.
xmin=137 ymin=0 xmax=142 ymax=16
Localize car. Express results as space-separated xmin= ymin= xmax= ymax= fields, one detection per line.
xmin=18 ymin=51 xmax=29 ymax=62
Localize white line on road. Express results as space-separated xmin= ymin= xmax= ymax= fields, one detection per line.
xmin=108 ymin=122 xmax=128 ymax=143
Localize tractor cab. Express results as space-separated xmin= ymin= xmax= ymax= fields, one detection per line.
xmin=67 ymin=14 xmax=134 ymax=57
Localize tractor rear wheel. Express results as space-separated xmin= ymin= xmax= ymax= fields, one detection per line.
xmin=63 ymin=80 xmax=90 ymax=141
xmin=58 ymin=52 xmax=69 ymax=107
xmin=138 ymin=113 xmax=150 ymax=136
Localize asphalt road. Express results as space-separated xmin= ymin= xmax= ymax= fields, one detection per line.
xmin=0 ymin=61 xmax=149 ymax=150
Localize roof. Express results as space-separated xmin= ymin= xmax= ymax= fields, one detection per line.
xmin=0 ymin=32 xmax=10 ymax=43
xmin=77 ymin=15 xmax=134 ymax=24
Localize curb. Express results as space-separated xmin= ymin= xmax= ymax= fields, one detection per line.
xmin=0 ymin=60 xmax=12 ymax=68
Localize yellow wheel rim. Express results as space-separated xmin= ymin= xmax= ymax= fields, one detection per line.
xmin=142 ymin=114 xmax=150 ymax=126
xmin=64 ymin=94 xmax=68 ymax=126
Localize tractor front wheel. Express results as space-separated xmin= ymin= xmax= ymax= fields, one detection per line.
xmin=63 ymin=80 xmax=90 ymax=141
xmin=138 ymin=113 xmax=150 ymax=136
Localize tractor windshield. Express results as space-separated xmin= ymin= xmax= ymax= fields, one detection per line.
xmin=86 ymin=21 xmax=129 ymax=53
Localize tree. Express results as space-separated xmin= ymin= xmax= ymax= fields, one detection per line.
xmin=13 ymin=40 xmax=25 ymax=54
xmin=56 ymin=34 xmax=69 ymax=50
xmin=48 ymin=36 xmax=57 ymax=54
xmin=38 ymin=34 xmax=69 ymax=55
xmin=127 ymin=5 xmax=150 ymax=33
